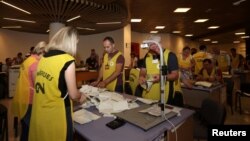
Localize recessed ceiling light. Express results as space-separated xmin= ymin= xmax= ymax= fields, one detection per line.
xmin=203 ymin=39 xmax=211 ymax=41
xmin=194 ymin=19 xmax=209 ymax=23
xmin=208 ymin=26 xmax=219 ymax=29
xmin=235 ymin=32 xmax=245 ymax=35
xmin=76 ymin=27 xmax=95 ymax=31
xmin=1 ymin=1 xmax=31 ymax=14
xmin=172 ymin=31 xmax=181 ymax=33
xmin=155 ymin=26 xmax=165 ymax=29
xmin=185 ymin=34 xmax=193 ymax=37
xmin=67 ymin=15 xmax=81 ymax=22
xmin=3 ymin=17 xmax=35 ymax=23
xmin=96 ymin=21 xmax=121 ymax=24
xmin=150 ymin=31 xmax=158 ymax=34
xmin=241 ymin=36 xmax=250 ymax=39
xmin=212 ymin=41 xmax=218 ymax=43
xmin=46 ymin=29 xmax=50 ymax=33
xmin=233 ymin=0 xmax=246 ymax=6
xmin=233 ymin=41 xmax=240 ymax=43
xmin=2 ymin=26 xmax=22 ymax=29
xmin=131 ymin=19 xmax=142 ymax=22
xmin=174 ymin=8 xmax=191 ymax=13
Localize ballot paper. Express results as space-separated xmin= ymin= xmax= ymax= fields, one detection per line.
xmin=97 ymin=99 xmax=129 ymax=114
xmin=195 ymin=81 xmax=212 ymax=88
xmin=139 ymin=104 xmax=182 ymax=117
xmin=136 ymin=97 xmax=158 ymax=104
xmin=73 ymin=109 xmax=100 ymax=124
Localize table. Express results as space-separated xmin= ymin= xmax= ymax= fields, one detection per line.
xmin=74 ymin=95 xmax=194 ymax=141
xmin=75 ymin=70 xmax=98 ymax=83
xmin=181 ymin=84 xmax=226 ymax=108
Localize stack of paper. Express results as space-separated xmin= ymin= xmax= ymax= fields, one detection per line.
xmin=195 ymin=81 xmax=212 ymax=88
xmin=73 ymin=109 xmax=100 ymax=124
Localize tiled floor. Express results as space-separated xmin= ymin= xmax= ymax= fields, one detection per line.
xmin=1 ymin=96 xmax=250 ymax=141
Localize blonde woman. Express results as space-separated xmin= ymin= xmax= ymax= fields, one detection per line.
xmin=12 ymin=41 xmax=46 ymax=141
xmin=29 ymin=27 xmax=86 ymax=141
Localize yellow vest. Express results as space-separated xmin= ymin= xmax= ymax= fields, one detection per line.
xmin=193 ymin=51 xmax=209 ymax=74
xmin=178 ymin=54 xmax=192 ymax=69
xmin=215 ymin=55 xmax=228 ymax=72
xmin=201 ymin=68 xmax=215 ymax=79
xmin=12 ymin=56 xmax=37 ymax=119
xmin=231 ymin=54 xmax=240 ymax=69
xmin=29 ymin=53 xmax=74 ymax=141
xmin=103 ymin=51 xmax=123 ymax=91
xmin=129 ymin=68 xmax=140 ymax=95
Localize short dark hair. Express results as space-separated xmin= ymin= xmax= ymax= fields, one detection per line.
xmin=199 ymin=45 xmax=207 ymax=51
xmin=203 ymin=58 xmax=212 ymax=64
xmin=183 ymin=46 xmax=190 ymax=51
xmin=230 ymin=48 xmax=236 ymax=52
xmin=103 ymin=36 xmax=115 ymax=44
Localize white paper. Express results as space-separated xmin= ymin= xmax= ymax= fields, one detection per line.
xmin=136 ymin=97 xmax=158 ymax=104
xmin=73 ymin=109 xmax=100 ymax=124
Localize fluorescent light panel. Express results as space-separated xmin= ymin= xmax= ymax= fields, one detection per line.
xmin=185 ymin=34 xmax=193 ymax=37
xmin=96 ymin=21 xmax=121 ymax=24
xmin=155 ymin=26 xmax=165 ymax=29
xmin=203 ymin=39 xmax=211 ymax=41
xmin=233 ymin=41 xmax=240 ymax=43
xmin=3 ymin=17 xmax=35 ymax=23
xmin=67 ymin=15 xmax=81 ymax=22
xmin=174 ymin=8 xmax=191 ymax=13
xmin=235 ymin=32 xmax=245 ymax=35
xmin=150 ymin=31 xmax=158 ymax=33
xmin=76 ymin=27 xmax=95 ymax=31
xmin=131 ymin=19 xmax=142 ymax=22
xmin=1 ymin=1 xmax=31 ymax=14
xmin=172 ymin=31 xmax=181 ymax=33
xmin=46 ymin=29 xmax=50 ymax=32
xmin=208 ymin=26 xmax=219 ymax=29
xmin=241 ymin=36 xmax=250 ymax=39
xmin=212 ymin=41 xmax=218 ymax=43
xmin=2 ymin=26 xmax=22 ymax=28
xmin=194 ymin=19 xmax=209 ymax=23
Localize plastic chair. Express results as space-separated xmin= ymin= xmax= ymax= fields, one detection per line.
xmin=235 ymin=82 xmax=250 ymax=114
xmin=193 ymin=98 xmax=226 ymax=141
xmin=0 ymin=104 xmax=8 ymax=141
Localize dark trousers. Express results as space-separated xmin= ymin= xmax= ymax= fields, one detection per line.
xmin=20 ymin=105 xmax=32 ymax=141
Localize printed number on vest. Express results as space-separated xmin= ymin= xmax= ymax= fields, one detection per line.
xmin=35 ymin=82 xmax=45 ymax=94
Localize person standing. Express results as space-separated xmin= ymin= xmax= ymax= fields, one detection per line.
xmin=28 ymin=27 xmax=86 ymax=141
xmin=91 ymin=36 xmax=125 ymax=93
xmin=230 ymin=48 xmax=244 ymax=71
xmin=12 ymin=41 xmax=46 ymax=141
xmin=85 ymin=49 xmax=99 ymax=70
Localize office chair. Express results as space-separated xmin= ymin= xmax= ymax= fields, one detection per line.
xmin=235 ymin=82 xmax=250 ymax=114
xmin=193 ymin=98 xmax=226 ymax=141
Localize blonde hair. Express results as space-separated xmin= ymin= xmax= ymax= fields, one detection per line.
xmin=46 ymin=27 xmax=79 ymax=56
xmin=33 ymin=41 xmax=47 ymax=55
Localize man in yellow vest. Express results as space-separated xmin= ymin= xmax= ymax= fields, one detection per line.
xmin=138 ymin=36 xmax=181 ymax=106
xmin=193 ymin=45 xmax=213 ymax=76
xmin=212 ymin=47 xmax=231 ymax=73
xmin=91 ymin=36 xmax=125 ymax=93
xmin=230 ymin=48 xmax=244 ymax=71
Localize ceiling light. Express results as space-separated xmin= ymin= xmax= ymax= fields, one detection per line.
xmin=174 ymin=8 xmax=191 ymax=13
xmin=96 ymin=21 xmax=121 ymax=25
xmin=155 ymin=26 xmax=165 ymax=29
xmin=203 ymin=39 xmax=211 ymax=41
xmin=208 ymin=26 xmax=219 ymax=29
xmin=194 ymin=19 xmax=209 ymax=23
xmin=235 ymin=32 xmax=245 ymax=35
xmin=2 ymin=26 xmax=22 ymax=29
xmin=212 ymin=41 xmax=218 ymax=43
xmin=67 ymin=15 xmax=81 ymax=22
xmin=241 ymin=36 xmax=250 ymax=39
xmin=3 ymin=18 xmax=35 ymax=23
xmin=233 ymin=0 xmax=246 ymax=6
xmin=76 ymin=27 xmax=95 ymax=31
xmin=150 ymin=31 xmax=158 ymax=34
xmin=1 ymin=0 xmax=31 ymax=14
xmin=131 ymin=19 xmax=142 ymax=22
xmin=185 ymin=34 xmax=193 ymax=37
xmin=46 ymin=29 xmax=50 ymax=33
xmin=172 ymin=31 xmax=181 ymax=33
xmin=233 ymin=41 xmax=240 ymax=43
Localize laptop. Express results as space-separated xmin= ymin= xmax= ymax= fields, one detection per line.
xmin=114 ymin=104 xmax=178 ymax=131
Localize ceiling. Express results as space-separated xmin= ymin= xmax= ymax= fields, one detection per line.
xmin=1 ymin=0 xmax=250 ymax=44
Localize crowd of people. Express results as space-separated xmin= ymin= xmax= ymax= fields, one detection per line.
xmin=1 ymin=27 xmax=249 ymax=141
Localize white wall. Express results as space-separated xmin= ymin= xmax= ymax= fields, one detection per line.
xmin=131 ymin=31 xmax=199 ymax=59
xmin=0 ymin=29 xmax=48 ymax=62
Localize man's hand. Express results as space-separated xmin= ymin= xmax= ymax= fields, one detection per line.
xmin=90 ymin=81 xmax=99 ymax=87
xmin=98 ymin=81 xmax=106 ymax=88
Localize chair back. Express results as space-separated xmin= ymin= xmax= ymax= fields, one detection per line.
xmin=129 ymin=68 xmax=140 ymax=95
